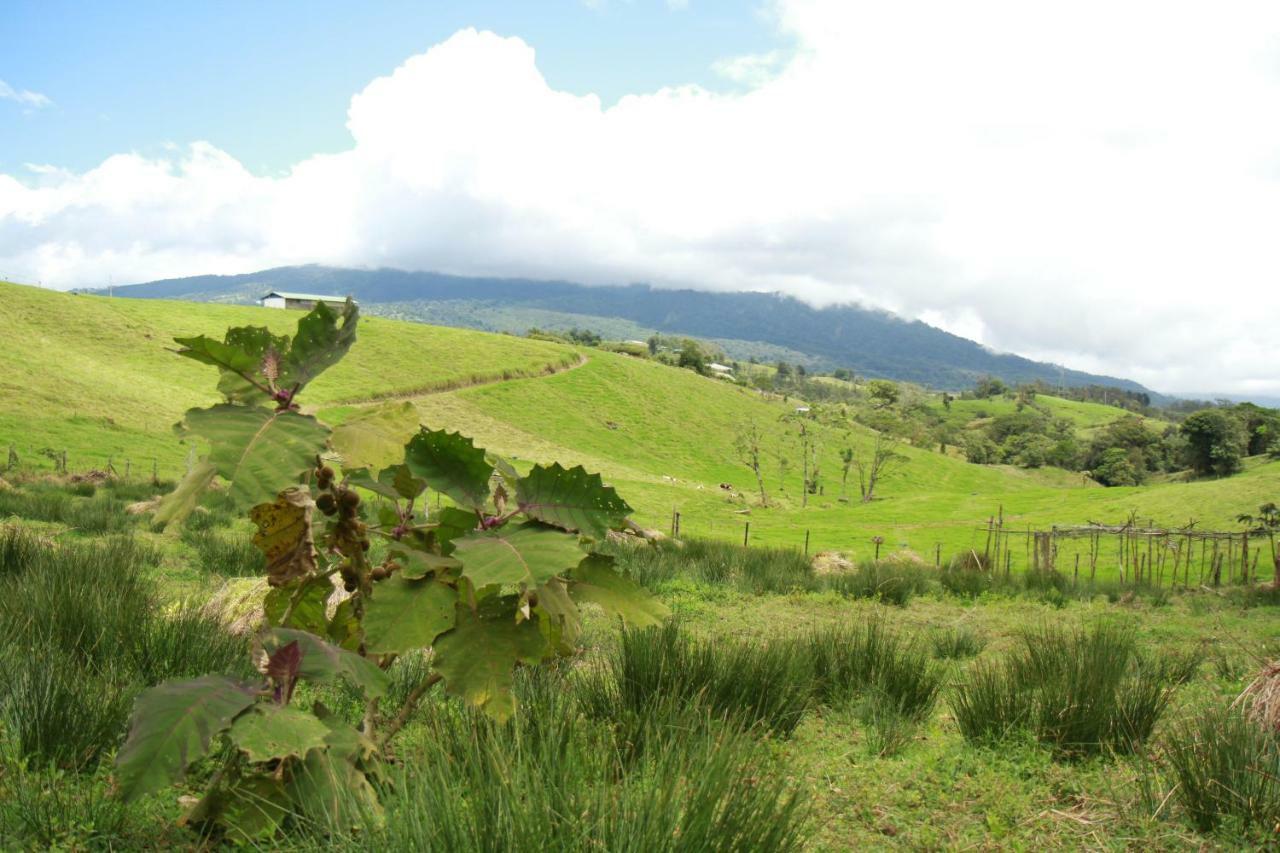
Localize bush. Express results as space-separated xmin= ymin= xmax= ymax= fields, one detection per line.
xmin=1165 ymin=705 xmax=1280 ymax=833
xmin=941 ymin=552 xmax=998 ymax=597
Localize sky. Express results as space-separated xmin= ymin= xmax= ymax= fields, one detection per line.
xmin=2 ymin=0 xmax=1279 ymax=397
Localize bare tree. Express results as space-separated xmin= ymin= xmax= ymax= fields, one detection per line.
xmin=734 ymin=420 xmax=770 ymax=506
xmin=851 ymin=432 xmax=904 ymax=503
xmin=840 ymin=446 xmax=854 ymax=498
xmin=782 ymin=412 xmax=816 ymax=507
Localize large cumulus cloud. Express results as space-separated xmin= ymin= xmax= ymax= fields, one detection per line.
xmin=2 ymin=0 xmax=1279 ymax=395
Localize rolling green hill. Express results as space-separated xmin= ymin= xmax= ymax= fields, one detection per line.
xmin=4 ymin=279 xmax=1277 ymax=571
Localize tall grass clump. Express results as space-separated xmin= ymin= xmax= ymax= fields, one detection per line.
xmin=320 ymin=669 xmax=811 ymax=851
xmin=949 ymin=621 xmax=1179 ymax=758
xmin=0 ymin=530 xmax=246 ymax=768
xmin=611 ymin=538 xmax=817 ymax=595
xmin=0 ymin=484 xmax=132 ymax=534
xmin=940 ymin=551 xmax=1000 ymax=598
xmin=579 ymin=620 xmax=813 ymax=737
xmin=824 ymin=558 xmax=931 ymax=606
xmin=1164 ymin=704 xmax=1280 ymax=833
xmin=931 ymin=624 xmax=988 ymax=660
xmin=182 ymin=527 xmax=261 ymax=576
xmin=800 ymin=617 xmax=944 ymax=720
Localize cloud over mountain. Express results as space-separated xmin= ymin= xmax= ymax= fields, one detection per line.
xmin=2 ymin=0 xmax=1278 ymax=395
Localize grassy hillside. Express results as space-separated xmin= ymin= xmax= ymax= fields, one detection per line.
xmin=0 ymin=281 xmax=577 ymax=474
xmin=4 ymin=279 xmax=1277 ymax=573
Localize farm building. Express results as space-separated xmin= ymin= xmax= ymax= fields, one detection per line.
xmin=260 ymin=291 xmax=353 ymax=310
xmin=708 ymin=362 xmax=734 ymax=377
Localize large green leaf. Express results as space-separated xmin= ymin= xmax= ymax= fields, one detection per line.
xmin=515 ymin=462 xmax=632 ymax=538
xmin=286 ymin=744 xmax=380 ymax=830
xmin=262 ymin=575 xmax=332 ymax=634
xmin=453 ymin=523 xmax=587 ymax=589
xmin=432 ymin=598 xmax=550 ymax=721
xmin=263 ymin=629 xmax=388 ymax=700
xmin=175 ymin=329 xmax=282 ymax=405
xmin=390 ymin=546 xmax=461 ymax=580
xmin=329 ymin=401 xmax=419 ymax=472
xmin=534 ymin=577 xmax=582 ymax=653
xmin=282 ymin=298 xmax=358 ymax=391
xmin=229 ymin=704 xmax=329 ymax=762
xmin=184 ymin=405 xmax=329 ymax=507
xmin=569 ymin=555 xmax=669 ymax=627
xmin=219 ymin=776 xmax=290 ymax=843
xmin=362 ymin=575 xmax=457 ymax=654
xmin=115 ymin=675 xmax=259 ymax=802
xmin=404 ymin=428 xmax=492 ymax=509
xmin=153 ymin=459 xmax=217 ymax=530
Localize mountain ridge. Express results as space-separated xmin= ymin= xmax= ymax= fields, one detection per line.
xmin=105 ymin=264 xmax=1159 ymax=397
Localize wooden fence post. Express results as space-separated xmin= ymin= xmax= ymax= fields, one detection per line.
xmin=743 ymin=522 xmax=750 ymax=548
xmin=804 ymin=529 xmax=810 ymax=556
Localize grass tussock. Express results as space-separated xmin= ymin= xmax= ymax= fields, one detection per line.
xmin=0 ymin=483 xmax=133 ymax=534
xmin=930 ymin=624 xmax=988 ymax=660
xmin=182 ymin=527 xmax=261 ymax=576
xmin=1164 ymin=704 xmax=1280 ymax=833
xmin=950 ymin=621 xmax=1180 ymax=758
xmin=0 ymin=528 xmax=246 ymax=769
xmin=579 ymin=619 xmax=813 ymax=737
xmin=309 ymin=667 xmax=811 ymax=852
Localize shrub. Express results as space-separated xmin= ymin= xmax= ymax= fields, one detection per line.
xmin=941 ymin=552 xmax=997 ymax=598
xmin=950 ymin=659 xmax=1034 ymax=744
xmin=1165 ymin=705 xmax=1280 ymax=833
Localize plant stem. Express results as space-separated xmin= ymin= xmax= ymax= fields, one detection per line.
xmin=378 ymin=673 xmax=443 ymax=749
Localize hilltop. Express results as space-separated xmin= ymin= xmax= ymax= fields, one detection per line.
xmin=3 ymin=278 xmax=1276 ymax=561
xmin=104 ymin=265 xmax=1158 ymax=396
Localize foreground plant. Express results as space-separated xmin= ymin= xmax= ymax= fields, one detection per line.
xmin=115 ymin=301 xmax=667 ymax=841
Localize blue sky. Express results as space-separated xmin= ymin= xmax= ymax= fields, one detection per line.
xmin=2 ymin=0 xmax=779 ymax=175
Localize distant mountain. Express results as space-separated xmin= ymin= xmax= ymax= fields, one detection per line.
xmin=107 ymin=265 xmax=1158 ymax=396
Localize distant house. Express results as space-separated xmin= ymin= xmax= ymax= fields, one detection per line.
xmin=260 ymin=291 xmax=353 ymax=310
xmin=708 ymin=362 xmax=734 ymax=377
xmin=794 ymin=405 xmax=811 ymax=414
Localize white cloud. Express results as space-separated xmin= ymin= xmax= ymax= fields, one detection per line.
xmin=712 ymin=50 xmax=785 ymax=86
xmin=0 ymin=80 xmax=52 ymax=109
xmin=2 ymin=2 xmax=1280 ymax=396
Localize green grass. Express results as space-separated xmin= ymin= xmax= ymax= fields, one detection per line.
xmin=4 ymin=277 xmax=1278 ymax=581
xmin=0 ymin=280 xmax=578 ymax=478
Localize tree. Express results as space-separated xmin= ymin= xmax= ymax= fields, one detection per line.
xmin=677 ymin=339 xmax=708 ymax=375
xmin=646 ymin=336 xmax=659 ymax=356
xmin=1092 ymin=447 xmax=1140 ymax=486
xmin=1180 ymin=409 xmax=1246 ymax=477
xmin=839 ymin=446 xmax=854 ymax=497
xmin=867 ymin=379 xmax=899 ymax=409
xmin=972 ymin=376 xmax=1007 ymax=399
xmin=781 ymin=412 xmax=816 ymax=507
xmin=734 ymin=420 xmax=770 ymax=506
xmin=850 ymin=432 xmax=903 ymax=502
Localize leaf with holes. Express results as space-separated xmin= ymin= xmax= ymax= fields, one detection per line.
xmin=250 ymin=489 xmax=317 ymax=587
xmin=432 ymin=598 xmax=550 ymax=721
xmin=569 ymin=554 xmax=669 ymax=627
xmin=263 ymin=629 xmax=389 ymax=700
xmin=453 ymin=523 xmax=587 ymax=589
xmin=281 ymin=298 xmax=358 ymax=390
xmin=516 ymin=462 xmax=632 ymax=538
xmin=184 ymin=405 xmax=329 ymax=507
xmin=363 ymin=575 xmax=457 ymax=654
xmin=405 ymin=428 xmax=492 ymax=509
xmin=115 ymin=676 xmax=259 ymax=802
